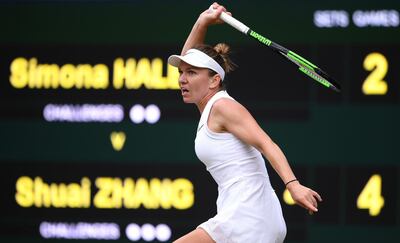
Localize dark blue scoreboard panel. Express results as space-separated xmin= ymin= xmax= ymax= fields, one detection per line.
xmin=0 ymin=1 xmax=399 ymax=242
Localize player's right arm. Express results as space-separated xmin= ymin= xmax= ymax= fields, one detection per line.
xmin=181 ymin=3 xmax=228 ymax=55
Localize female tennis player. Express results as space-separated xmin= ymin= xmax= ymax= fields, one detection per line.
xmin=168 ymin=3 xmax=322 ymax=243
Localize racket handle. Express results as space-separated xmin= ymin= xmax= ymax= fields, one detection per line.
xmin=209 ymin=5 xmax=250 ymax=34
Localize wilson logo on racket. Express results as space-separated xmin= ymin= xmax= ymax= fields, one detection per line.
xmin=249 ymin=30 xmax=272 ymax=46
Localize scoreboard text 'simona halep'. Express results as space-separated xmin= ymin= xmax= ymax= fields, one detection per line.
xmin=0 ymin=0 xmax=399 ymax=243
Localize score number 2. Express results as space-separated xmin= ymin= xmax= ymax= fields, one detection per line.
xmin=362 ymin=53 xmax=389 ymax=95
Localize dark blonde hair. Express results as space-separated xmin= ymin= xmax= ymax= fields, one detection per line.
xmin=193 ymin=43 xmax=236 ymax=89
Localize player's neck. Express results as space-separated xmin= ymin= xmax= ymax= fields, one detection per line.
xmin=196 ymin=90 xmax=220 ymax=114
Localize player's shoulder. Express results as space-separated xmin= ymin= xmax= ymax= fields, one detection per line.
xmin=212 ymin=97 xmax=248 ymax=117
xmin=213 ymin=97 xmax=238 ymax=109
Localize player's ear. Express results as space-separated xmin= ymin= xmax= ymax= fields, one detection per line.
xmin=209 ymin=74 xmax=222 ymax=89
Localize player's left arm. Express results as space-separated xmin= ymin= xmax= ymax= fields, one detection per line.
xmin=211 ymin=98 xmax=322 ymax=212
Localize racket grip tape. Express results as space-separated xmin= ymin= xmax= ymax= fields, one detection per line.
xmin=209 ymin=5 xmax=250 ymax=34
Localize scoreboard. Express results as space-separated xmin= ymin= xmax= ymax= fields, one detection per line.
xmin=0 ymin=0 xmax=399 ymax=242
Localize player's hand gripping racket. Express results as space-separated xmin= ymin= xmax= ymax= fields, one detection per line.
xmin=209 ymin=6 xmax=341 ymax=92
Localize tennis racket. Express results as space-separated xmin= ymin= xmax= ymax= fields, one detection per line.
xmin=209 ymin=6 xmax=341 ymax=92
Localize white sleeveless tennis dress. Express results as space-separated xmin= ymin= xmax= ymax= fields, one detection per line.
xmin=195 ymin=90 xmax=286 ymax=243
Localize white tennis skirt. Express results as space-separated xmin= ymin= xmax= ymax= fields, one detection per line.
xmin=197 ymin=175 xmax=286 ymax=243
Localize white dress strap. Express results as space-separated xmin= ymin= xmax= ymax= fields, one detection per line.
xmin=197 ymin=90 xmax=233 ymax=131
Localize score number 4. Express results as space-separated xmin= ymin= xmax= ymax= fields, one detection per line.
xmin=282 ymin=174 xmax=385 ymax=217
xmin=357 ymin=174 xmax=384 ymax=216
xmin=362 ymin=53 xmax=388 ymax=95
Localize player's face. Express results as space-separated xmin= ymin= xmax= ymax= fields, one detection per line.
xmin=178 ymin=62 xmax=211 ymax=104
